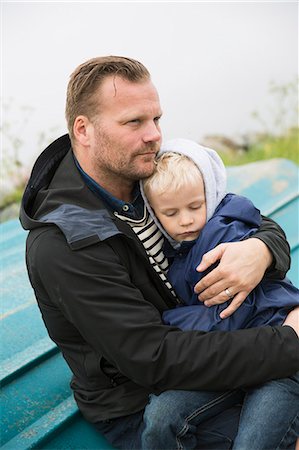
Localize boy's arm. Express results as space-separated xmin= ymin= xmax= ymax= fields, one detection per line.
xmin=194 ymin=216 xmax=291 ymax=318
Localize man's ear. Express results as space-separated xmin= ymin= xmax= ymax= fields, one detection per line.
xmin=73 ymin=115 xmax=93 ymax=146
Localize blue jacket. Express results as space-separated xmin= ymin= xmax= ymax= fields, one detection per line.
xmin=163 ymin=193 xmax=299 ymax=331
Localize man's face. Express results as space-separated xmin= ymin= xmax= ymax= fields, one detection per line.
xmin=148 ymin=178 xmax=207 ymax=242
xmin=89 ymin=76 xmax=162 ymax=184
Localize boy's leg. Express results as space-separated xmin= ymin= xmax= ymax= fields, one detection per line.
xmin=232 ymin=371 xmax=299 ymax=450
xmin=141 ymin=389 xmax=244 ymax=450
xmin=94 ymin=391 xmax=243 ymax=450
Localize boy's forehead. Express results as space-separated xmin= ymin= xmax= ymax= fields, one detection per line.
xmin=157 ymin=182 xmax=205 ymax=203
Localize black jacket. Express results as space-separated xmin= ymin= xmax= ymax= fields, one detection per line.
xmin=20 ymin=134 xmax=299 ymax=423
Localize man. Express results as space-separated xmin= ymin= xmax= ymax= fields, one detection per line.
xmin=20 ymin=56 xmax=299 ymax=449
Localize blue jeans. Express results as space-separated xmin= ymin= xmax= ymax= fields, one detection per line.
xmin=142 ymin=373 xmax=299 ymax=450
xmin=94 ymin=373 xmax=299 ymax=449
xmin=232 ymin=371 xmax=299 ymax=450
xmin=142 ymin=389 xmax=244 ymax=450
xmin=95 ymin=393 xmax=243 ymax=449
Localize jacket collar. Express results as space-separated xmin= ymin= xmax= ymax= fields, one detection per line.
xmin=20 ymin=134 xmax=136 ymax=249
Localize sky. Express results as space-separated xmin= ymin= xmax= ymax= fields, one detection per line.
xmin=1 ymin=1 xmax=298 ymax=169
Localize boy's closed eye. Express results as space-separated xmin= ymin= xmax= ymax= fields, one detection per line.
xmin=163 ymin=210 xmax=177 ymax=217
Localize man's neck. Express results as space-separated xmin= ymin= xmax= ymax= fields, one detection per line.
xmin=99 ymin=179 xmax=134 ymax=203
xmin=74 ymin=152 xmax=134 ymax=202
xmin=87 ymin=169 xmax=134 ymax=202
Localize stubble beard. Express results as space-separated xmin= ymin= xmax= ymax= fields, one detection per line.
xmin=93 ymin=131 xmax=159 ymax=183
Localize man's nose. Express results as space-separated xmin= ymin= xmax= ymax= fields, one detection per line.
xmin=143 ymin=122 xmax=161 ymax=143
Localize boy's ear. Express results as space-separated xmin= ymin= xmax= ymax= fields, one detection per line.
xmin=73 ymin=116 xmax=93 ymax=146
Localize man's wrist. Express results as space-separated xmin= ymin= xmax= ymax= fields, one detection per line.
xmin=249 ymin=237 xmax=273 ymax=269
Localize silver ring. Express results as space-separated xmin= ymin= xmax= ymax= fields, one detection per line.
xmin=225 ymin=288 xmax=234 ymax=300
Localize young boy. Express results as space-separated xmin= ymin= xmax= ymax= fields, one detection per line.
xmin=141 ymin=138 xmax=299 ymax=450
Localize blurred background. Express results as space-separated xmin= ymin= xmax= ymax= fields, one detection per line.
xmin=1 ymin=1 xmax=298 ymax=218
xmin=1 ymin=5 xmax=298 ymax=445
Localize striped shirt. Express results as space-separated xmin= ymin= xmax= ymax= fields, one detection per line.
xmin=75 ymin=159 xmax=177 ymax=300
xmin=114 ymin=206 xmax=177 ymax=298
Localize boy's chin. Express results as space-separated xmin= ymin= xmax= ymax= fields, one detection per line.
xmin=176 ymin=232 xmax=200 ymax=242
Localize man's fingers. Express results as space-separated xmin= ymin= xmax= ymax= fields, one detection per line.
xmin=196 ymin=279 xmax=226 ymax=302
xmin=194 ymin=273 xmax=223 ymax=297
xmin=196 ymin=244 xmax=226 ymax=272
xmin=195 ymin=264 xmax=237 ymax=299
xmin=219 ymin=292 xmax=248 ymax=319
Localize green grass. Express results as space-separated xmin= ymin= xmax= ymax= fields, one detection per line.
xmin=218 ymin=127 xmax=299 ymax=166
xmin=1 ymin=187 xmax=24 ymax=209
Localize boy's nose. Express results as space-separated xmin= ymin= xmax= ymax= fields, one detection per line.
xmin=179 ymin=212 xmax=193 ymax=226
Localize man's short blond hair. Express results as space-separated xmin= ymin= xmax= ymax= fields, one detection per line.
xmin=65 ymin=56 xmax=150 ymax=143
xmin=143 ymin=152 xmax=203 ymax=198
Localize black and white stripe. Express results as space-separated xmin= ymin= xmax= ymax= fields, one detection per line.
xmin=114 ymin=207 xmax=177 ymax=298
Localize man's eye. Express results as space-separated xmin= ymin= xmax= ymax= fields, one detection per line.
xmin=154 ymin=116 xmax=161 ymax=123
xmin=128 ymin=119 xmax=140 ymax=124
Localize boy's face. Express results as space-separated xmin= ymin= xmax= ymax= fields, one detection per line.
xmin=149 ymin=177 xmax=207 ymax=242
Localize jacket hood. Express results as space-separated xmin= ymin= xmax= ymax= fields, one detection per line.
xmin=140 ymin=138 xmax=227 ymax=247
xmin=20 ymin=134 xmax=72 ymax=230
xmin=19 ymin=134 xmax=122 ymax=249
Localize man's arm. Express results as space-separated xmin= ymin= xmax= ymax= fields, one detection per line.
xmin=30 ymin=228 xmax=299 ymax=393
xmin=254 ymin=215 xmax=291 ymax=278
xmin=194 ymin=216 xmax=291 ymax=318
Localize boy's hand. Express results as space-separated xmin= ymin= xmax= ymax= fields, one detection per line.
xmin=194 ymin=239 xmax=272 ymax=319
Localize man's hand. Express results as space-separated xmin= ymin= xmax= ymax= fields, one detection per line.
xmin=194 ymin=238 xmax=272 ymax=319
xmin=283 ymin=306 xmax=299 ymax=337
